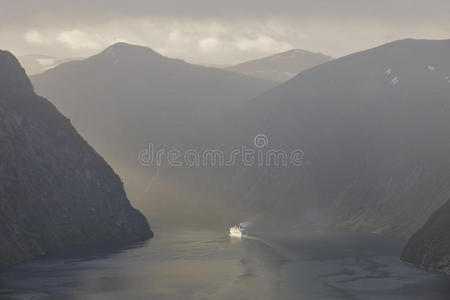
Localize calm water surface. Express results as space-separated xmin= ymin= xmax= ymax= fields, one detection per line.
xmin=0 ymin=229 xmax=449 ymax=300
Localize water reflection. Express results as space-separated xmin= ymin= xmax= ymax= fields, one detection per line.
xmin=0 ymin=230 xmax=449 ymax=300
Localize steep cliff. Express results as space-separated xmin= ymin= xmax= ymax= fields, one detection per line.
xmin=0 ymin=50 xmax=152 ymax=267
xmin=401 ymin=200 xmax=450 ymax=274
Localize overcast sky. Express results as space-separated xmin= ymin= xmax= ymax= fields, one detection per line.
xmin=1 ymin=0 xmax=449 ymax=64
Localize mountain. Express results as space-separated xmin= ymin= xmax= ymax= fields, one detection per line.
xmin=31 ymin=43 xmax=276 ymax=150
xmin=31 ymin=39 xmax=450 ymax=237
xmin=31 ymin=43 xmax=277 ymax=227
xmin=401 ymin=200 xmax=450 ymax=275
xmin=18 ymin=55 xmax=82 ymax=75
xmin=226 ymin=49 xmax=333 ymax=82
xmin=229 ymin=39 xmax=450 ymax=237
xmin=0 ymin=50 xmax=152 ymax=267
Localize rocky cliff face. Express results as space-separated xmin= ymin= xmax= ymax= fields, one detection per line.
xmin=401 ymin=200 xmax=450 ymax=275
xmin=0 ymin=50 xmax=152 ymax=267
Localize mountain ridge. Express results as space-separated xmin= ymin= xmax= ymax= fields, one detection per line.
xmin=226 ymin=48 xmax=333 ymax=82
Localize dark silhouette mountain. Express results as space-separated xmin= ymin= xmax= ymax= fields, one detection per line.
xmin=0 ymin=50 xmax=152 ymax=267
xmin=226 ymin=49 xmax=333 ymax=82
xmin=401 ymin=199 xmax=450 ymax=275
xmin=31 ymin=43 xmax=277 ymax=227
xmin=229 ymin=39 xmax=450 ymax=237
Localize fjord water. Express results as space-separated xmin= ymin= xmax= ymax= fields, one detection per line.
xmin=1 ymin=229 xmax=449 ymax=300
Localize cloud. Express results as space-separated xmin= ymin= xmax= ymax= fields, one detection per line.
xmin=2 ymin=0 xmax=450 ymax=21
xmin=199 ymin=38 xmax=219 ymax=52
xmin=57 ymin=29 xmax=102 ymax=50
xmin=235 ymin=35 xmax=292 ymax=53
xmin=24 ymin=30 xmax=50 ymax=44
xmin=3 ymin=11 xmax=450 ymax=64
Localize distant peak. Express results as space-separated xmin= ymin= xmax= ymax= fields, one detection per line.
xmin=284 ymin=49 xmax=310 ymax=55
xmin=101 ymin=42 xmax=162 ymax=58
xmin=20 ymin=54 xmax=54 ymax=59
xmin=106 ymin=42 xmax=137 ymax=51
xmin=109 ymin=42 xmax=131 ymax=48
xmin=275 ymin=49 xmax=332 ymax=59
